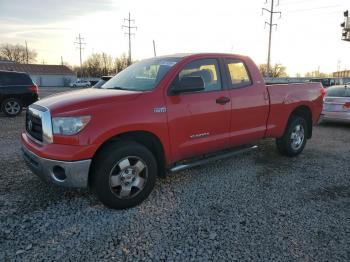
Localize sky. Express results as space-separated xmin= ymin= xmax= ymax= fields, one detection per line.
xmin=0 ymin=0 xmax=349 ymax=76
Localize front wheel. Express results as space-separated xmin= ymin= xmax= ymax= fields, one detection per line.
xmin=276 ymin=115 xmax=308 ymax=157
xmin=91 ymin=141 xmax=157 ymax=209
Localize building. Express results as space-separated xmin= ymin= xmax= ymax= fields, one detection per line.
xmin=0 ymin=61 xmax=76 ymax=87
xmin=333 ymin=70 xmax=350 ymax=78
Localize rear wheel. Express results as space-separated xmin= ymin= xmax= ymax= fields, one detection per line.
xmin=1 ymin=98 xmax=22 ymax=117
xmin=91 ymin=141 xmax=157 ymax=209
xmin=276 ymin=115 xmax=307 ymax=157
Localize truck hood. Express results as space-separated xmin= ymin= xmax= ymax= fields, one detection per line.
xmin=35 ymin=88 xmax=142 ymax=114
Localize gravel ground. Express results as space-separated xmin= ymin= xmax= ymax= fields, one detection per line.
xmin=0 ymin=87 xmax=349 ymax=261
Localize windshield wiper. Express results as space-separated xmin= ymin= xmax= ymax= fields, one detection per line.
xmin=111 ymin=87 xmax=127 ymax=90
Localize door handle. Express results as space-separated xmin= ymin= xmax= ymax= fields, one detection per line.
xmin=216 ymin=96 xmax=230 ymax=105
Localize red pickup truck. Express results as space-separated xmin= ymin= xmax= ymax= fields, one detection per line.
xmin=21 ymin=53 xmax=324 ymax=209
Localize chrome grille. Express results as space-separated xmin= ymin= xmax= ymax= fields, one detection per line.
xmin=26 ymin=110 xmax=43 ymax=142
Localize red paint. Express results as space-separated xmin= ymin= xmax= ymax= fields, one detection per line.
xmin=21 ymin=53 xmax=324 ymax=166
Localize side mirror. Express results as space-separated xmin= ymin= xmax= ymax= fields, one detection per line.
xmin=172 ymin=76 xmax=205 ymax=94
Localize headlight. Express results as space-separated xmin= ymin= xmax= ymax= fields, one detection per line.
xmin=52 ymin=116 xmax=91 ymax=135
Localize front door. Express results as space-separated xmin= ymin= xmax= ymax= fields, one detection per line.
xmin=165 ymin=58 xmax=232 ymax=162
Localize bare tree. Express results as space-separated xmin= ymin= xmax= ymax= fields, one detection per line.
xmin=72 ymin=53 xmax=132 ymax=77
xmin=0 ymin=43 xmax=37 ymax=63
xmin=304 ymin=71 xmax=330 ymax=77
xmin=259 ymin=63 xmax=288 ymax=77
xmin=114 ymin=53 xmax=129 ymax=73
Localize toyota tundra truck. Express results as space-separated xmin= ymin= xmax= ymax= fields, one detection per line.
xmin=21 ymin=53 xmax=324 ymax=209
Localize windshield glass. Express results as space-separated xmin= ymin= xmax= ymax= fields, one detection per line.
xmin=102 ymin=57 xmax=180 ymax=91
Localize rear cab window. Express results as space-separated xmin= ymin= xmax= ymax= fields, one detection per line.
xmin=224 ymin=59 xmax=252 ymax=88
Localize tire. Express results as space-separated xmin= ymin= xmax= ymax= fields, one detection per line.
xmin=1 ymin=98 xmax=22 ymax=117
xmin=276 ymin=115 xmax=308 ymax=157
xmin=91 ymin=141 xmax=157 ymax=209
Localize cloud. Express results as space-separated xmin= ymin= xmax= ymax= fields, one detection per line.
xmin=0 ymin=0 xmax=114 ymax=23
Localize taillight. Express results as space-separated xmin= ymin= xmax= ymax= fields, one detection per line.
xmin=343 ymin=102 xmax=350 ymax=109
xmin=320 ymin=87 xmax=326 ymax=99
xmin=28 ymin=84 xmax=38 ymax=93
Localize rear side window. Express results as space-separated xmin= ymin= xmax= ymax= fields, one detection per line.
xmin=177 ymin=59 xmax=222 ymax=92
xmin=326 ymin=87 xmax=350 ymax=97
xmin=225 ymin=59 xmax=252 ymax=88
xmin=0 ymin=72 xmax=32 ymax=85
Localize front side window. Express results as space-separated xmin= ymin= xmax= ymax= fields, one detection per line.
xmin=176 ymin=59 xmax=222 ymax=92
xmin=226 ymin=60 xmax=251 ymax=88
xmin=102 ymin=57 xmax=180 ymax=91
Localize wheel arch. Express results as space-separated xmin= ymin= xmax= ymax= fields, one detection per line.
xmin=89 ymin=130 xmax=167 ymax=186
xmin=288 ymin=105 xmax=313 ymax=139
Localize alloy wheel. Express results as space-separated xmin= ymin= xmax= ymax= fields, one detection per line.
xmin=109 ymin=156 xmax=148 ymax=199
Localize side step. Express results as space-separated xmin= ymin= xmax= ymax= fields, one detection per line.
xmin=169 ymin=145 xmax=258 ymax=173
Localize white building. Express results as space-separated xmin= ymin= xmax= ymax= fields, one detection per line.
xmin=0 ymin=61 xmax=76 ymax=87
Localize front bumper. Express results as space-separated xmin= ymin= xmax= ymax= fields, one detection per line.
xmin=22 ymin=144 xmax=91 ymax=188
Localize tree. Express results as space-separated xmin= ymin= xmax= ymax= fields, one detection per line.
xmin=114 ymin=53 xmax=129 ymax=73
xmin=0 ymin=43 xmax=37 ymax=63
xmin=72 ymin=53 xmax=132 ymax=77
xmin=304 ymin=71 xmax=330 ymax=77
xmin=259 ymin=63 xmax=288 ymax=77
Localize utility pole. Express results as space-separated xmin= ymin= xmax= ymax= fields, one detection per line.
xmin=262 ymin=0 xmax=281 ymax=77
xmin=122 ymin=12 xmax=137 ymax=65
xmin=102 ymin=52 xmax=107 ymax=74
xmin=61 ymin=56 xmax=64 ymax=66
xmin=153 ymin=40 xmax=157 ymax=57
xmin=74 ymin=33 xmax=86 ymax=76
xmin=25 ymin=40 xmax=29 ymax=64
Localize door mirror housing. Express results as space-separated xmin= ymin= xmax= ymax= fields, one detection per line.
xmin=172 ymin=76 xmax=205 ymax=94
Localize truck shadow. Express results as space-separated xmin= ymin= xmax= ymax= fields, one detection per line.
xmin=254 ymin=139 xmax=295 ymax=187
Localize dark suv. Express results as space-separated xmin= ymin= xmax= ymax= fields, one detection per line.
xmin=0 ymin=70 xmax=39 ymax=117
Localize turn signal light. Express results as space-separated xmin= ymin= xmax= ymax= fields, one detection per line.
xmin=320 ymin=87 xmax=326 ymax=99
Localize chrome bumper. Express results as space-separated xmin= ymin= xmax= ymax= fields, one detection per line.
xmin=22 ymin=145 xmax=91 ymax=188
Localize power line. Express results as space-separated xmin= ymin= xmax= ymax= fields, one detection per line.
xmin=74 ymin=33 xmax=86 ymax=75
xmin=288 ymin=5 xmax=340 ymax=14
xmin=122 ymin=12 xmax=137 ymax=65
xmin=262 ymin=0 xmax=282 ymax=77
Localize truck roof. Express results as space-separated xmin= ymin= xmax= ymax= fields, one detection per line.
xmin=153 ymin=53 xmax=249 ymax=60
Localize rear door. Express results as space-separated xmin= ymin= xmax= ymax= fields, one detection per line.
xmin=165 ymin=58 xmax=232 ymax=162
xmin=223 ymin=58 xmax=269 ymax=145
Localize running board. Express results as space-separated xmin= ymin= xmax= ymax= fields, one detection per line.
xmin=169 ymin=145 xmax=258 ymax=173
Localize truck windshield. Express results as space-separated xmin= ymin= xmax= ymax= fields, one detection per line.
xmin=102 ymin=57 xmax=180 ymax=91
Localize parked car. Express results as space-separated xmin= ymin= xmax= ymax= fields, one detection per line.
xmin=21 ymin=53 xmax=324 ymax=209
xmin=0 ymin=70 xmax=38 ymax=117
xmin=69 ymin=80 xmax=91 ymax=88
xmin=321 ymin=85 xmax=350 ymax=123
xmin=93 ymin=76 xmax=113 ymax=88
xmin=309 ymin=78 xmax=343 ymax=88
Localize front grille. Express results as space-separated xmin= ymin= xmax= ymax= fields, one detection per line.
xmin=26 ymin=110 xmax=43 ymax=142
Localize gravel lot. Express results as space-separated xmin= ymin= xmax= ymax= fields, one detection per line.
xmin=0 ymin=87 xmax=349 ymax=261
